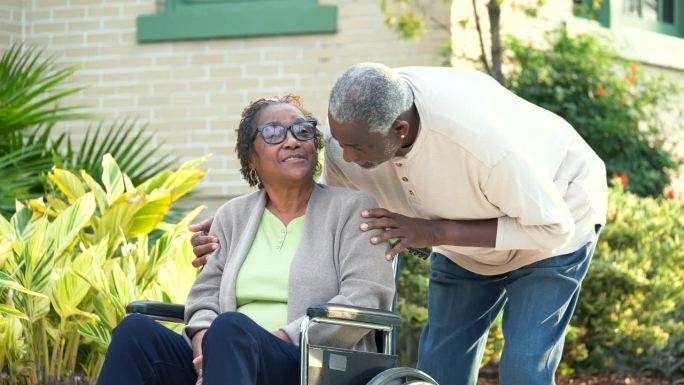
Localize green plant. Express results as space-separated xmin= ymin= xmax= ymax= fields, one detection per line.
xmin=564 ymin=182 xmax=684 ymax=375
xmin=0 ymin=154 xmax=206 ymax=385
xmin=506 ymin=28 xmax=681 ymax=197
xmin=0 ymin=45 xmax=175 ymax=217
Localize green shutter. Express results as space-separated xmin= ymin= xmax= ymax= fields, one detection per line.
xmin=137 ymin=0 xmax=337 ymax=42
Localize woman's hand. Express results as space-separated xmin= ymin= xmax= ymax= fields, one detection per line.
xmin=273 ymin=329 xmax=292 ymax=344
xmin=189 ymin=218 xmax=219 ymax=268
xmin=191 ymin=329 xmax=207 ymax=385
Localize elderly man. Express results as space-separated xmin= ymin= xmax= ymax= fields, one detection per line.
xmin=191 ymin=63 xmax=607 ymax=385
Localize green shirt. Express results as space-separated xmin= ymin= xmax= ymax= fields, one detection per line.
xmin=235 ymin=209 xmax=304 ymax=332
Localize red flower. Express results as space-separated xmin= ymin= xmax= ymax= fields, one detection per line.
xmin=626 ymin=75 xmax=636 ymax=85
xmin=629 ymin=63 xmax=639 ymax=73
xmin=620 ymin=172 xmax=629 ymax=187
xmin=666 ymin=190 xmax=675 ymax=199
xmin=595 ymin=85 xmax=604 ymax=96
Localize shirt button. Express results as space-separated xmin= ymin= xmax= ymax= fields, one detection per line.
xmin=402 ymin=177 xmax=409 ymax=182
xmin=409 ymin=190 xmax=415 ymax=196
xmin=396 ymin=163 xmax=403 ymax=167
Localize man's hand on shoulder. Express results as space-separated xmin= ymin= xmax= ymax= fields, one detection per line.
xmin=189 ymin=217 xmax=219 ymax=267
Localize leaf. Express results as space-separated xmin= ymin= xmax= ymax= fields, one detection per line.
xmin=0 ymin=271 xmax=48 ymax=299
xmin=0 ymin=304 xmax=27 ymax=319
xmin=126 ymin=191 xmax=172 ymax=238
xmin=49 ymin=167 xmax=86 ymax=203
xmin=101 ymin=154 xmax=124 ymax=204
xmin=45 ymin=192 xmax=95 ymax=259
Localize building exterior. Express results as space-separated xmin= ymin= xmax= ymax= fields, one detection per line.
xmin=0 ymin=0 xmax=449 ymax=207
xmin=1 ymin=0 xmax=682 ymax=204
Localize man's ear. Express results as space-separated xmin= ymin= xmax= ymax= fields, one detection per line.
xmin=391 ymin=119 xmax=410 ymax=139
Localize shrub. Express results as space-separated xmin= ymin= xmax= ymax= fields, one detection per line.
xmin=506 ymin=28 xmax=681 ymax=197
xmin=0 ymin=154 xmax=206 ymax=385
xmin=565 ymin=183 xmax=684 ymax=375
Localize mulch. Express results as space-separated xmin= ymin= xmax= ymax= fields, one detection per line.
xmin=476 ymin=364 xmax=684 ymax=385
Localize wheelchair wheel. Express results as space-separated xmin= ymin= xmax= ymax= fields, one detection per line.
xmin=366 ymin=367 xmax=438 ymax=385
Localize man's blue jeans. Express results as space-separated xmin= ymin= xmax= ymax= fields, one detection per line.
xmin=417 ymin=241 xmax=596 ymax=385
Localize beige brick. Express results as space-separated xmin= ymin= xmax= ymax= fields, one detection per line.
xmin=191 ymin=54 xmax=226 ymax=65
xmin=225 ymin=51 xmax=262 ymax=63
xmin=138 ymin=96 xmax=171 ymax=107
xmin=53 ymin=8 xmax=87 ymax=19
xmin=87 ymin=6 xmax=122 ymax=18
xmin=70 ymin=0 xmax=106 ymax=5
xmin=209 ymin=92 xmax=245 ymax=106
xmin=119 ymin=31 xmax=136 ymax=44
xmin=263 ymin=50 xmax=303 ymax=62
xmin=1 ymin=0 xmax=23 ymax=7
xmin=87 ymin=32 xmax=119 ymax=44
xmin=243 ymin=64 xmax=281 ymax=77
xmin=173 ymin=94 xmax=206 ymax=106
xmin=33 ymin=22 xmax=67 ymax=34
xmin=153 ymin=107 xmax=189 ymax=119
xmin=34 ymin=0 xmax=71 ymax=6
xmin=103 ymin=18 xmax=135 ymax=30
xmin=60 ymin=46 xmax=96 ymax=56
xmin=189 ymin=80 xmax=225 ymax=92
xmin=209 ymin=66 xmax=241 ymax=78
xmin=189 ymin=106 xmax=230 ymax=118
xmin=121 ymin=4 xmax=155 ymax=17
xmin=153 ymin=82 xmax=187 ymax=93
xmin=154 ymin=55 xmax=189 ymax=66
xmin=120 ymin=56 xmax=154 ymax=67
xmin=259 ymin=77 xmax=298 ymax=89
xmin=0 ymin=10 xmax=10 ymax=21
xmin=226 ymin=78 xmax=259 ymax=90
xmin=52 ymin=34 xmax=86 ymax=45
xmin=69 ymin=20 xmax=101 ymax=31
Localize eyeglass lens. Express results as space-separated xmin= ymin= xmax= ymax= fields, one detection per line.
xmin=260 ymin=121 xmax=316 ymax=144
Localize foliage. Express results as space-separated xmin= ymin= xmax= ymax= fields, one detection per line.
xmin=506 ymin=28 xmax=681 ymax=197
xmin=0 ymin=45 xmax=175 ymax=217
xmin=0 ymin=155 xmax=206 ymax=385
xmin=396 ymin=254 xmax=429 ymax=366
xmin=564 ymin=182 xmax=684 ymax=376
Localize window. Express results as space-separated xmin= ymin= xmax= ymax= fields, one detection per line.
xmin=137 ymin=0 xmax=337 ymax=42
xmin=573 ymin=0 xmax=683 ymax=38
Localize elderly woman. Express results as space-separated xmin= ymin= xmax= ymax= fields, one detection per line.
xmin=98 ymin=95 xmax=395 ymax=385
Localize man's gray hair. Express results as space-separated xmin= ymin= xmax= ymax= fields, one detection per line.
xmin=329 ymin=63 xmax=414 ymax=135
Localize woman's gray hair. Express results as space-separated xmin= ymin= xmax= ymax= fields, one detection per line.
xmin=328 ymin=63 xmax=414 ymax=135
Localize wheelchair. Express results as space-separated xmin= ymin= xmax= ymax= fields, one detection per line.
xmin=126 ymin=256 xmax=438 ymax=385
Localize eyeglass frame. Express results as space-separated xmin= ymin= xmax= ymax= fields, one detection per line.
xmin=254 ymin=119 xmax=319 ymax=145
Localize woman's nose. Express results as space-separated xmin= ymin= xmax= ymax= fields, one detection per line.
xmin=282 ymin=130 xmax=300 ymax=148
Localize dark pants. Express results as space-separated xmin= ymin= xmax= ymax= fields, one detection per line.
xmin=98 ymin=312 xmax=300 ymax=385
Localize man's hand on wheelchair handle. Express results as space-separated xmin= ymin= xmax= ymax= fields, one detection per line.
xmin=189 ymin=217 xmax=219 ymax=268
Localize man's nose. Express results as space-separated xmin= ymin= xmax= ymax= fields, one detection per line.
xmin=342 ymin=148 xmax=357 ymax=163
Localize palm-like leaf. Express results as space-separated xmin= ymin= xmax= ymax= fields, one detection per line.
xmin=0 ymin=142 xmax=52 ymax=216
xmin=55 ymin=120 xmax=176 ymax=187
xmin=0 ymin=45 xmax=86 ymax=134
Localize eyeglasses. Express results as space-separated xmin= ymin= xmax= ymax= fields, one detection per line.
xmin=255 ymin=120 xmax=318 ymax=145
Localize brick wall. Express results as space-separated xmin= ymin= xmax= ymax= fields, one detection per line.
xmin=4 ymin=0 xmax=450 ymax=207
xmin=0 ymin=1 xmax=23 ymax=49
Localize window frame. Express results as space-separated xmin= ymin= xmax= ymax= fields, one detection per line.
xmin=137 ymin=0 xmax=337 ymax=42
xmin=573 ymin=0 xmax=683 ymax=38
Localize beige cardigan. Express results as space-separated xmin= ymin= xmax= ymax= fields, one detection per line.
xmin=183 ymin=184 xmax=395 ymax=351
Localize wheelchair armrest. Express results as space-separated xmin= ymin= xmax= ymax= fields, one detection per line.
xmin=126 ymin=301 xmax=185 ymax=323
xmin=306 ymin=303 xmax=401 ymax=327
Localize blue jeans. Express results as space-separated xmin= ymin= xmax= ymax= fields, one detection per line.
xmin=417 ymin=242 xmax=596 ymax=385
xmin=98 ymin=312 xmax=300 ymax=385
